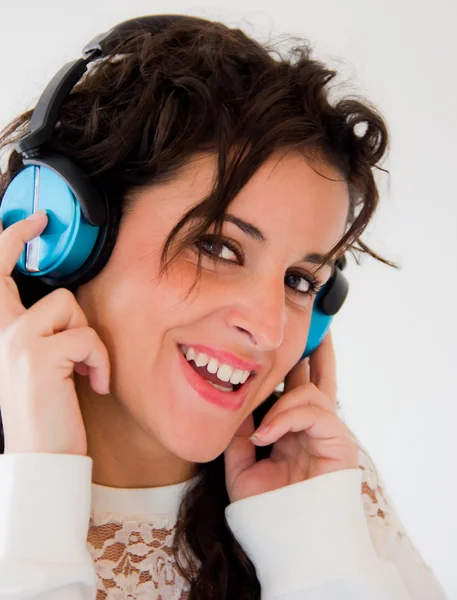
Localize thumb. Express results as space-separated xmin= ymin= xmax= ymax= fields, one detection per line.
xmin=224 ymin=412 xmax=256 ymax=488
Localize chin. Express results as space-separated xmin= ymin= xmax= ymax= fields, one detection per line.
xmin=167 ymin=428 xmax=232 ymax=464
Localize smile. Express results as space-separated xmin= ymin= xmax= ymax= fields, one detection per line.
xmin=177 ymin=344 xmax=255 ymax=411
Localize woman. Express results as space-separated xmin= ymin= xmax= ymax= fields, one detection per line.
xmin=0 ymin=14 xmax=447 ymax=600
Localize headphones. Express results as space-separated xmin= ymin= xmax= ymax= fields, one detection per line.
xmin=0 ymin=14 xmax=349 ymax=362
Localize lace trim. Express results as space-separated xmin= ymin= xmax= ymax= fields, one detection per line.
xmin=87 ymin=515 xmax=195 ymax=599
xmin=357 ymin=441 xmax=431 ymax=573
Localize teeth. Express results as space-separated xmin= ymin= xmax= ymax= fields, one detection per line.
xmin=217 ymin=364 xmax=233 ymax=382
xmin=185 ymin=347 xmax=196 ymax=362
xmin=195 ymin=352 xmax=208 ymax=367
xmin=230 ymin=369 xmax=244 ymax=385
xmin=209 ymin=382 xmax=233 ymax=392
xmin=239 ymin=370 xmax=250 ymax=384
xmin=183 ymin=346 xmax=252 ymax=385
xmin=207 ymin=357 xmax=219 ymax=374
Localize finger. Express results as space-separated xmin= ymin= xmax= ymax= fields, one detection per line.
xmin=308 ymin=330 xmax=337 ymax=406
xmin=43 ymin=327 xmax=111 ymax=395
xmin=224 ymin=412 xmax=257 ymax=487
xmin=0 ymin=276 xmax=27 ymax=329
xmin=256 ymin=381 xmax=337 ymax=433
xmin=12 ymin=287 xmax=89 ymax=339
xmin=0 ymin=213 xmax=49 ymax=329
xmin=0 ymin=211 xmax=48 ymax=276
xmin=250 ymin=404 xmax=347 ymax=446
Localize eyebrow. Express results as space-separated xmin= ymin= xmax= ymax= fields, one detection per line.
xmin=224 ymin=214 xmax=332 ymax=266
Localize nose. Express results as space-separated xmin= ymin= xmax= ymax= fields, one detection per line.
xmin=224 ymin=271 xmax=286 ymax=352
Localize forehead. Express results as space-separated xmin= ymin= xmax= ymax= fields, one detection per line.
xmin=230 ymin=150 xmax=349 ymax=242
xmin=128 ymin=149 xmax=349 ymax=256
xmin=180 ymin=150 xmax=349 ymax=252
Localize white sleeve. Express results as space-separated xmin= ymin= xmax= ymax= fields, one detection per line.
xmin=0 ymin=453 xmax=96 ymax=600
xmin=224 ymin=457 xmax=448 ymax=600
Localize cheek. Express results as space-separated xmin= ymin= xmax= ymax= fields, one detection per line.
xmin=137 ymin=255 xmax=230 ymax=322
xmin=285 ymin=307 xmax=313 ymax=360
xmin=106 ymin=257 xmax=219 ymax=381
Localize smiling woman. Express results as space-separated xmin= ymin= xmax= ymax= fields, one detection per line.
xmin=0 ymin=13 xmax=448 ymax=600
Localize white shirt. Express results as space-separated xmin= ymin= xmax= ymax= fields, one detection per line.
xmin=0 ymin=444 xmax=448 ymax=599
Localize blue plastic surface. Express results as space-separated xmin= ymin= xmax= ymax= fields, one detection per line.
xmin=0 ymin=165 xmax=99 ymax=277
xmin=301 ymin=286 xmax=332 ymax=360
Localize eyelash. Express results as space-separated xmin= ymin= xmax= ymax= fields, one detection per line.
xmin=195 ymin=235 xmax=324 ymax=299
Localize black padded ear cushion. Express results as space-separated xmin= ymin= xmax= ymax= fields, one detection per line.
xmin=22 ymin=153 xmax=106 ymax=226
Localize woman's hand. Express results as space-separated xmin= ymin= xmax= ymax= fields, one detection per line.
xmin=0 ymin=212 xmax=111 ymax=456
xmin=224 ymin=330 xmax=359 ymax=503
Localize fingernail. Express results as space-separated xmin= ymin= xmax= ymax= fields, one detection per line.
xmin=26 ymin=209 xmax=47 ymax=221
xmin=250 ymin=424 xmax=271 ymax=440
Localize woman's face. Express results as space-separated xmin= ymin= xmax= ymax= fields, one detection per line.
xmin=75 ymin=150 xmax=349 ymax=468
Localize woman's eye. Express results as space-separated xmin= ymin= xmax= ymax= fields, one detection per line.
xmin=196 ymin=236 xmax=239 ymax=263
xmin=285 ymin=273 xmax=312 ymax=294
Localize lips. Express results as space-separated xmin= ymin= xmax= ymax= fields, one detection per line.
xmin=177 ymin=344 xmax=253 ymax=411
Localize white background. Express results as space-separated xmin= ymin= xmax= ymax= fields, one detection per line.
xmin=0 ymin=0 xmax=455 ymax=597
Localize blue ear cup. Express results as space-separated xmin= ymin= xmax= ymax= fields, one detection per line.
xmin=300 ymin=255 xmax=349 ymax=361
xmin=1 ymin=165 xmax=99 ymax=278
xmin=0 ymin=153 xmax=120 ymax=289
xmin=301 ymin=293 xmax=333 ymax=360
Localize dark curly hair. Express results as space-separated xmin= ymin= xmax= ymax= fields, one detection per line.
xmin=0 ymin=15 xmax=399 ymax=599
